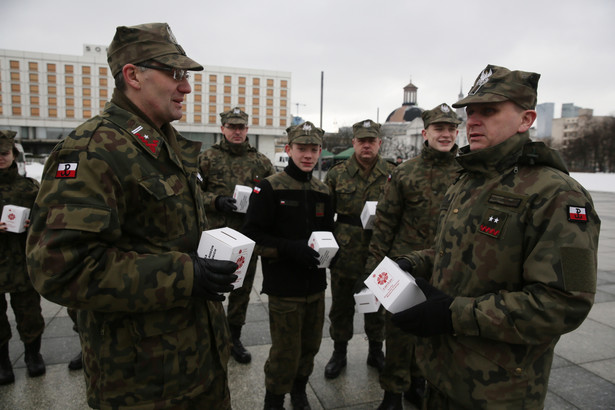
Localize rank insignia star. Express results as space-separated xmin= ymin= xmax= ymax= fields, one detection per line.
xmin=479 ymin=209 xmax=508 ymax=239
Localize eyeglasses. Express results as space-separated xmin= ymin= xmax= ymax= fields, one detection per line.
xmin=224 ymin=124 xmax=247 ymax=131
xmin=136 ymin=64 xmax=190 ymax=81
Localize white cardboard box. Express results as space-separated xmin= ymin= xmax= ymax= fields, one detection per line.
xmin=1 ymin=205 xmax=30 ymax=233
xmin=197 ymin=227 xmax=255 ymax=289
xmin=354 ymin=287 xmax=381 ymax=313
xmin=308 ymin=231 xmax=339 ymax=269
xmin=361 ymin=201 xmax=378 ymax=229
xmin=364 ymin=256 xmax=426 ymax=313
xmin=233 ymin=185 xmax=253 ymax=213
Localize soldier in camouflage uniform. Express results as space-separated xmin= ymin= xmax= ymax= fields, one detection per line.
xmin=26 ymin=23 xmax=239 ymax=409
xmin=0 ymin=130 xmax=46 ymax=385
xmin=365 ymin=103 xmax=462 ymax=410
xmin=322 ymin=119 xmax=394 ymax=379
xmin=391 ymin=65 xmax=600 ymax=409
xmin=243 ymin=121 xmax=334 ymax=410
xmin=199 ymin=107 xmax=274 ymax=364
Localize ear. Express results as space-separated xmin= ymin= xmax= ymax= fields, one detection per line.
xmin=421 ymin=129 xmax=428 ymax=141
xmin=284 ymin=144 xmax=291 ymax=155
xmin=122 ymin=64 xmax=142 ymax=90
xmin=518 ymin=110 xmax=537 ymax=133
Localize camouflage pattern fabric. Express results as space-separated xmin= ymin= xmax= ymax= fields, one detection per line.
xmin=325 ymin=154 xmax=394 ymax=342
xmin=26 ymin=95 xmax=231 ymax=409
xmin=265 ymin=293 xmax=325 ymax=394
xmin=401 ymin=132 xmax=600 ymax=409
xmin=0 ymin=163 xmax=44 ymax=346
xmin=365 ymin=143 xmax=460 ymax=393
xmin=199 ymin=137 xmax=274 ymax=327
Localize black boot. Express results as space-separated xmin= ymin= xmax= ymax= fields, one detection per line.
xmin=0 ymin=342 xmax=15 ymax=385
xmin=404 ymin=377 xmax=426 ymax=408
xmin=263 ymin=390 xmax=285 ymax=410
xmin=229 ymin=324 xmax=252 ymax=364
xmin=68 ymin=350 xmax=83 ymax=370
xmin=377 ymin=391 xmax=402 ymax=410
xmin=324 ymin=341 xmax=347 ymax=379
xmin=290 ymin=376 xmax=311 ymax=410
xmin=366 ymin=340 xmax=385 ymax=372
xmin=24 ymin=335 xmax=46 ymax=377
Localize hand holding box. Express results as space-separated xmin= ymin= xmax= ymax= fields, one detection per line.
xmin=354 ymin=287 xmax=381 ymax=313
xmin=307 ymin=231 xmax=339 ymax=269
xmin=361 ymin=201 xmax=378 ymax=229
xmin=1 ymin=205 xmax=30 ymax=233
xmin=233 ymin=185 xmax=253 ymax=213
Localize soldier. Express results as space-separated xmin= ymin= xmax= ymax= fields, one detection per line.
xmin=365 ymin=103 xmax=462 ymax=410
xmin=0 ymin=130 xmax=46 ymax=385
xmin=322 ymin=119 xmax=394 ymax=379
xmin=199 ymin=107 xmax=274 ymax=364
xmin=391 ymin=65 xmax=600 ymax=409
xmin=26 ymin=23 xmax=238 ymax=409
xmin=243 ymin=121 xmax=334 ymax=410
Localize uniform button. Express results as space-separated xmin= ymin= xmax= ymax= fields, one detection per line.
xmin=439 ymin=250 xmax=444 ymax=256
xmin=514 ymin=368 xmax=523 ymax=376
xmin=453 ymin=208 xmax=459 ymax=214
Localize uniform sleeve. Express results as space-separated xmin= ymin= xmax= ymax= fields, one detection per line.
xmin=324 ymin=169 xmax=337 ymax=213
xmin=26 ymin=148 xmax=193 ymax=313
xmin=198 ymin=151 xmax=219 ymax=211
xmin=451 ymin=188 xmax=600 ymax=344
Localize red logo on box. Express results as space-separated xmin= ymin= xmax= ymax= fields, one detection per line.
xmin=236 ymin=255 xmax=245 ymax=268
xmin=376 ymin=272 xmax=388 ymax=285
xmin=8 ymin=213 xmax=15 ymax=221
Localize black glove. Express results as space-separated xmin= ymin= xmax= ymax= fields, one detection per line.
xmin=214 ymin=196 xmax=237 ymax=213
xmin=190 ymin=253 xmax=238 ymax=301
xmin=395 ymin=258 xmax=413 ymax=274
xmin=280 ymin=240 xmax=320 ymax=268
xmin=391 ymin=277 xmax=454 ymax=337
xmin=353 ymin=276 xmax=368 ymax=294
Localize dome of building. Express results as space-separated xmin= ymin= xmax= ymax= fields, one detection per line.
xmin=385 ymin=81 xmax=424 ymax=123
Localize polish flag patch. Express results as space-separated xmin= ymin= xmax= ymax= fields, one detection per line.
xmin=253 ymin=187 xmax=261 ymax=194
xmin=568 ymin=206 xmax=588 ymax=222
xmin=55 ymin=163 xmax=78 ymax=178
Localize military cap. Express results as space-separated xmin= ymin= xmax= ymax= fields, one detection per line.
xmin=352 ymin=119 xmax=382 ymax=139
xmin=421 ymin=103 xmax=461 ymax=128
xmin=286 ymin=121 xmax=324 ymax=145
xmin=107 ymin=22 xmax=203 ymax=77
xmin=453 ymin=64 xmax=540 ymax=110
xmin=0 ymin=130 xmax=17 ymax=152
xmin=220 ymin=107 xmax=248 ymax=125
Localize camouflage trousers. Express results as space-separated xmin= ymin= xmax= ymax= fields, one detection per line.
xmin=0 ymin=287 xmax=45 ymax=346
xmin=380 ymin=311 xmax=422 ymax=393
xmin=226 ymin=255 xmax=258 ymax=327
xmin=67 ymin=307 xmax=79 ymax=333
xmin=328 ymin=272 xmax=385 ymax=343
xmin=265 ymin=292 xmax=325 ymax=394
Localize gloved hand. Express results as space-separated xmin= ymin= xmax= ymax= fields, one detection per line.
xmin=353 ymin=276 xmax=368 ymax=294
xmin=391 ymin=277 xmax=454 ymax=337
xmin=190 ymin=253 xmax=238 ymax=301
xmin=395 ymin=258 xmax=413 ymax=273
xmin=280 ymin=240 xmax=320 ymax=268
xmin=215 ymin=196 xmax=237 ymax=213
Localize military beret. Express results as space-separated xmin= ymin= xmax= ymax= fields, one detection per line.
xmin=220 ymin=107 xmax=248 ymax=125
xmin=453 ymin=64 xmax=540 ymax=110
xmin=107 ymin=22 xmax=203 ymax=77
xmin=0 ymin=130 xmax=17 ymax=152
xmin=352 ymin=119 xmax=382 ymax=139
xmin=286 ymin=121 xmax=324 ymax=145
xmin=421 ymin=103 xmax=461 ymax=128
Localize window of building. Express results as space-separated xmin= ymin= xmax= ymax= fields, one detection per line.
xmin=224 ymin=85 xmax=231 ymax=94
xmin=65 ymin=87 xmax=74 ymax=96
xmin=31 ymin=107 xmax=40 ymax=116
xmin=224 ymin=105 xmax=231 ymax=112
xmin=29 ymin=62 xmax=38 ymax=71
xmin=239 ymin=86 xmax=245 ymax=95
xmin=47 ymin=74 xmax=57 ymax=83
xmin=239 ymin=77 xmax=246 ymax=85
xmin=99 ymin=67 xmax=107 ymax=76
xmin=194 ymin=73 xmax=202 ymax=82
xmin=194 ymin=94 xmax=202 ymax=102
xmin=99 ymin=77 xmax=107 ymax=87
xmin=48 ymin=86 xmax=56 ymax=95
xmin=253 ymin=78 xmax=260 ymax=86
xmin=280 ymin=90 xmax=287 ymax=97
xmin=280 ymin=100 xmax=287 ymax=107
xmin=82 ymin=77 xmax=91 ymax=86
xmin=266 ymin=108 xmax=273 ymax=116
xmin=29 ymin=73 xmax=38 ymax=82
xmin=194 ymin=83 xmax=202 ymax=92
xmin=65 ymin=64 xmax=74 ymax=73
xmin=83 ymin=88 xmax=91 ymax=96
xmin=281 ymin=109 xmax=287 ymax=117
xmin=280 ymin=118 xmax=287 ymax=127
xmin=194 ymin=114 xmax=202 ymax=123
xmin=82 ymin=66 xmax=91 ymax=75
xmin=253 ymin=87 xmax=259 ymax=95
xmin=266 ymin=118 xmax=273 ymax=126
xmin=83 ymin=99 xmax=91 ymax=107
xmin=100 ymin=89 xmax=107 ymax=98
xmin=209 ymin=85 xmax=217 ymax=93
xmin=99 ymin=100 xmax=106 ymax=109
xmin=252 ymin=117 xmax=259 ymax=126
xmin=209 ymin=115 xmax=216 ymax=123
xmin=48 ymin=97 xmax=57 ymax=105
xmin=209 ymin=95 xmax=216 ymax=103
xmin=224 ymin=75 xmax=231 ymax=84
xmin=65 ymin=75 xmax=74 ymax=85
xmin=30 ymin=96 xmax=40 ymax=105
xmin=267 ymin=79 xmax=274 ymax=87
xmin=209 ymin=74 xmax=217 ymax=82
xmin=30 ymin=85 xmax=39 ymax=94
xmin=252 ymin=107 xmax=259 ymax=116
xmin=66 ymin=109 xmax=74 ymax=118
xmin=47 ymin=63 xmax=56 ymax=72
xmin=49 ymin=108 xmax=57 ymax=117
xmin=10 ymin=60 xmax=19 ymax=69
xmin=13 ymin=106 xmax=22 ymax=116
xmin=11 ymin=84 xmax=20 ymax=93
xmin=281 ymin=80 xmax=288 ymax=88
xmin=66 ymin=98 xmax=74 ymax=107
xmin=224 ymin=96 xmax=231 ymax=104
xmin=267 ymin=98 xmax=273 ymax=106
xmin=11 ymin=72 xmax=20 ymax=81
xmin=195 ymin=104 xmax=202 ymax=112
xmin=253 ymin=97 xmax=259 ymax=106
xmin=83 ymin=109 xmax=91 ymax=118
xmin=238 ymin=96 xmax=245 ymax=105
xmin=267 ymin=89 xmax=273 ymax=97
xmin=12 ymin=95 xmax=21 ymax=104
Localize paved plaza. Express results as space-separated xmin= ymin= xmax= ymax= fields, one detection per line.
xmin=1 ymin=191 xmax=614 ymax=409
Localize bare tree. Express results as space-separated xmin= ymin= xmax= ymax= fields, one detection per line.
xmin=563 ymin=116 xmax=615 ymax=172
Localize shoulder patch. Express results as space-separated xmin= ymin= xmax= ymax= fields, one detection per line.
xmin=478 ymin=209 xmax=508 ymax=239
xmin=567 ymin=205 xmax=588 ymax=222
xmin=55 ymin=162 xmax=78 ymax=178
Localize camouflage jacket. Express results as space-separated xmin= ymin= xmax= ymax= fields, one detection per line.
xmin=325 ymin=154 xmax=395 ymax=278
xmin=365 ymin=143 xmax=460 ymax=274
xmin=242 ymin=159 xmax=334 ymax=297
xmin=402 ymin=132 xmax=600 ymax=409
xmin=199 ymin=137 xmax=274 ymax=230
xmin=26 ymin=96 xmax=231 ymax=409
xmin=0 ymin=163 xmax=39 ymax=292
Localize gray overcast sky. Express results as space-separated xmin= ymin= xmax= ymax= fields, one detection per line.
xmin=1 ymin=0 xmax=614 ymax=132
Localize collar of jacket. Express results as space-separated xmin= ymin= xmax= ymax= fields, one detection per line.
xmin=346 ymin=154 xmax=387 ymax=177
xmin=285 ymin=155 xmax=313 ymax=182
xmin=219 ymin=136 xmax=252 ymax=156
xmin=0 ymin=162 xmax=18 ymax=185
xmin=456 ymin=132 xmax=531 ymax=176
xmin=421 ymin=141 xmax=459 ymax=165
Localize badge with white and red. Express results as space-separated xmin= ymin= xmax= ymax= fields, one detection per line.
xmin=132 ymin=125 xmax=159 ymax=154
xmin=478 ymin=209 xmax=508 ymax=239
xmin=55 ymin=162 xmax=78 ymax=178
xmin=567 ymin=205 xmax=588 ymax=222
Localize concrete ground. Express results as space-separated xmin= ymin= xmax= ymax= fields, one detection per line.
xmin=1 ymin=191 xmax=614 ymax=409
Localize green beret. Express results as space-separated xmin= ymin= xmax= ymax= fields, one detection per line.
xmin=220 ymin=107 xmax=248 ymax=125
xmin=0 ymin=130 xmax=17 ymax=152
xmin=453 ymin=64 xmax=540 ymax=110
xmin=107 ymin=23 xmax=203 ymax=77
xmin=286 ymin=121 xmax=324 ymax=145
xmin=352 ymin=119 xmax=381 ymax=139
xmin=421 ymin=103 xmax=461 ymax=128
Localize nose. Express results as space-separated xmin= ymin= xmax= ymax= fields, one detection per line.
xmin=178 ymin=78 xmax=191 ymax=93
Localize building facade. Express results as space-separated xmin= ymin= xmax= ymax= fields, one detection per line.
xmin=0 ymin=45 xmax=291 ymax=161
